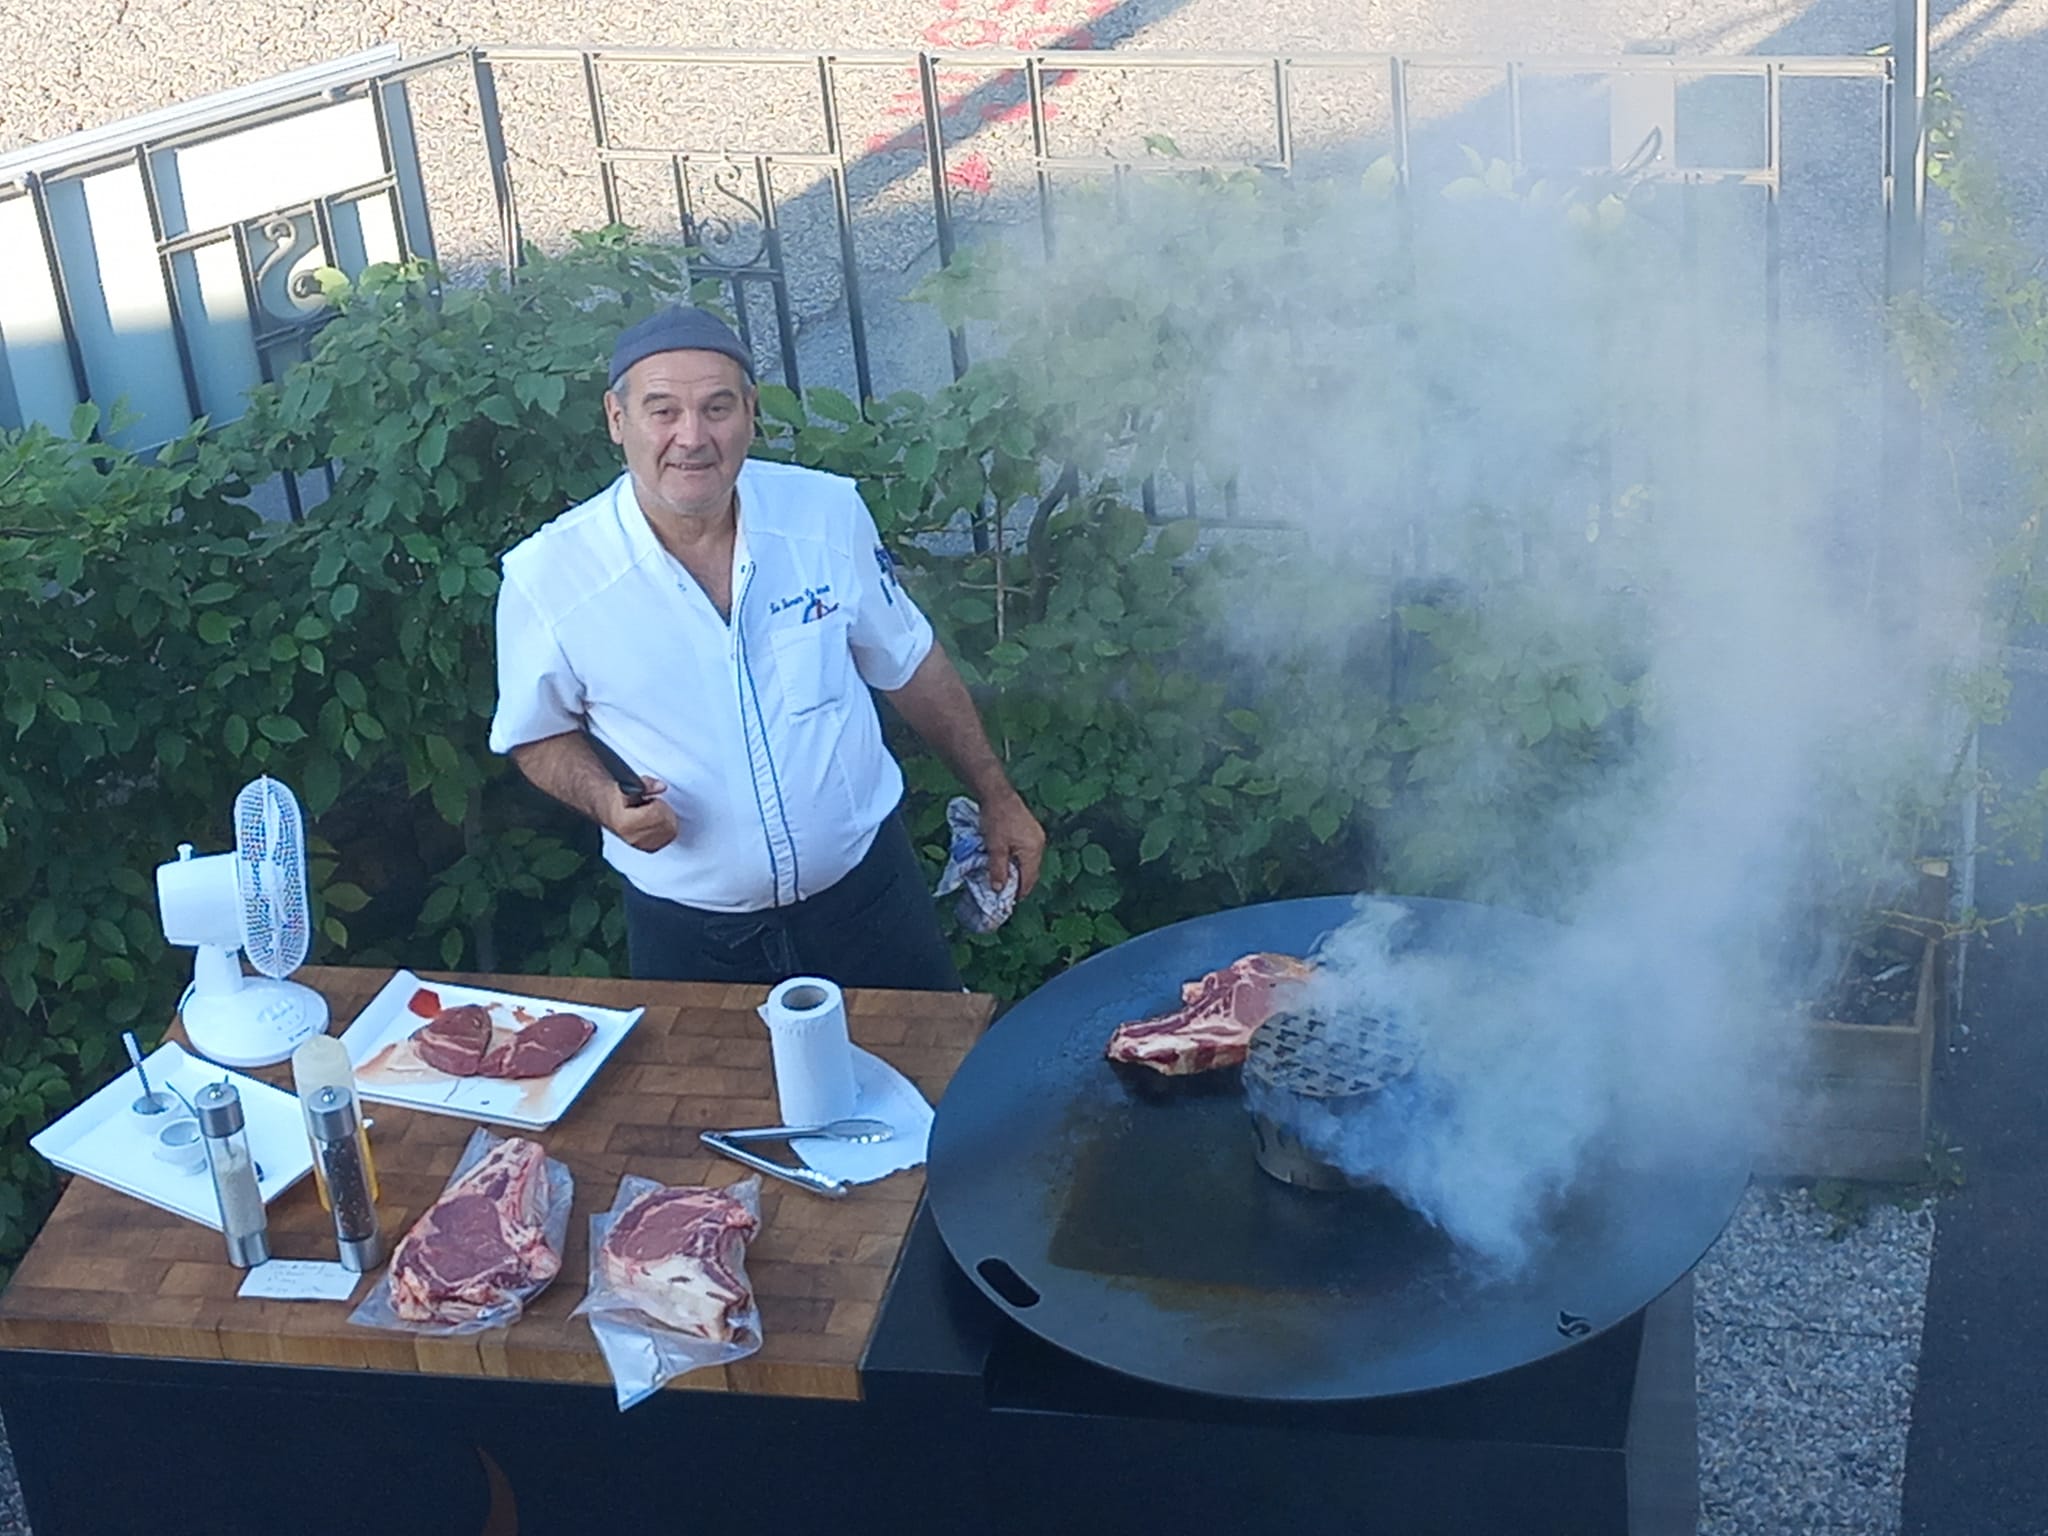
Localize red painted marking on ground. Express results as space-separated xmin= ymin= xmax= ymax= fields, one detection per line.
xmin=864 ymin=4 xmax=1099 ymax=159
xmin=947 ymin=152 xmax=996 ymax=193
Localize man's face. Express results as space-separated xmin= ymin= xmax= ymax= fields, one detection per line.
xmin=605 ymin=350 xmax=756 ymax=524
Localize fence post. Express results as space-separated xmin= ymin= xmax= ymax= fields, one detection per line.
xmin=1879 ymin=0 xmax=1929 ymax=603
xmin=469 ymin=51 xmax=522 ymax=273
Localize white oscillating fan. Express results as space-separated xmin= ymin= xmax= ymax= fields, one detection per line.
xmin=154 ymin=775 xmax=330 ymax=1068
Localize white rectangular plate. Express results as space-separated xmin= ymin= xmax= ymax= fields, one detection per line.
xmin=338 ymin=970 xmax=642 ymax=1130
xmin=30 ymin=1042 xmax=314 ymax=1229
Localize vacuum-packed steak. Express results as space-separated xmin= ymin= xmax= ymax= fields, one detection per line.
xmin=597 ymin=1184 xmax=759 ymax=1341
xmin=1105 ymin=953 xmax=1316 ymax=1075
xmin=389 ymin=1137 xmax=561 ymax=1324
xmin=480 ymin=1012 xmax=596 ymax=1079
xmin=412 ymin=1004 xmax=493 ymax=1076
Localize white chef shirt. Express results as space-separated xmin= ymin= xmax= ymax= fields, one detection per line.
xmin=488 ymin=461 xmax=936 ymax=913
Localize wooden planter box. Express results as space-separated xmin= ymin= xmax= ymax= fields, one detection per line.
xmin=1761 ymin=930 xmax=1943 ymax=1184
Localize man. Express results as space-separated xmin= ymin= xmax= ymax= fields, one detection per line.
xmin=489 ymin=305 xmax=1044 ymax=988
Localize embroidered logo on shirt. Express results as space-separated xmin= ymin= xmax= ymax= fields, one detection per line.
xmin=771 ymin=586 xmax=839 ymax=622
xmin=873 ymin=544 xmax=898 ymax=605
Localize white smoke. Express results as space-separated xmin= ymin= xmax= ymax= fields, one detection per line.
xmin=977 ymin=160 xmax=1975 ymax=1272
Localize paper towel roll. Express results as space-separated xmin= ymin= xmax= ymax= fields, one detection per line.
xmin=757 ymin=977 xmax=858 ymax=1128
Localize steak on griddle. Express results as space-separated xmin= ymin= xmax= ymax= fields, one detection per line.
xmin=411 ymin=1004 xmax=493 ymax=1076
xmin=1105 ymin=952 xmax=1316 ymax=1075
xmin=389 ymin=1137 xmax=561 ymax=1324
xmin=598 ymin=1184 xmax=759 ymax=1341
xmin=479 ymin=1012 xmax=596 ymax=1079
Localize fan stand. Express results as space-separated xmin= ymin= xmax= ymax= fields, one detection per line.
xmin=179 ymin=945 xmax=330 ymax=1069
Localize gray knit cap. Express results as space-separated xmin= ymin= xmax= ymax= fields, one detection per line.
xmin=608 ymin=305 xmax=755 ymax=388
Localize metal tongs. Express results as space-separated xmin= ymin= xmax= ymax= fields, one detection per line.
xmin=699 ymin=1118 xmax=892 ymax=1199
xmin=700 ymin=1132 xmax=850 ymax=1199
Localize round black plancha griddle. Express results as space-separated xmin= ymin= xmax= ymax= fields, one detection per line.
xmin=926 ymin=896 xmax=1750 ymax=1403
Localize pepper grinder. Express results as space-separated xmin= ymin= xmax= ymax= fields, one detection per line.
xmin=306 ymin=1085 xmax=384 ymax=1272
xmin=194 ymin=1082 xmax=270 ymax=1268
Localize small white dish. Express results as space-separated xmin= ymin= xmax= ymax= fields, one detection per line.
xmin=152 ymin=1117 xmax=208 ymax=1174
xmin=129 ymin=1090 xmax=182 ymax=1135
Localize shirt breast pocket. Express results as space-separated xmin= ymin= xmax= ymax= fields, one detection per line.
xmin=771 ymin=613 xmax=852 ymax=719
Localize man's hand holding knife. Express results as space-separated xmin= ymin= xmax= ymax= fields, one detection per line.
xmin=583 ymin=728 xmax=679 ymax=853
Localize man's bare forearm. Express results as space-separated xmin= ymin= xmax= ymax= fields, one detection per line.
xmin=510 ymin=731 xmax=620 ymax=826
xmin=884 ymin=644 xmax=1015 ymax=802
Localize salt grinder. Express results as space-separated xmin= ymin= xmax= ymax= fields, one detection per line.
xmin=306 ymin=1085 xmax=384 ymax=1272
xmin=194 ymin=1082 xmax=270 ymax=1268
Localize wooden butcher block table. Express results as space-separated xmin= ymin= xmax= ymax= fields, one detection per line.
xmin=0 ymin=968 xmax=994 ymax=1536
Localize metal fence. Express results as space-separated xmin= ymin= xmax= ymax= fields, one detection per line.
xmin=0 ymin=25 xmax=1928 ymax=518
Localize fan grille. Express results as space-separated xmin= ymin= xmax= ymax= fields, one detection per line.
xmin=233 ymin=776 xmax=311 ymax=977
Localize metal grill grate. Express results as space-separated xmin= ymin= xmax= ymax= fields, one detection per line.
xmin=1246 ymin=1009 xmax=1419 ymax=1100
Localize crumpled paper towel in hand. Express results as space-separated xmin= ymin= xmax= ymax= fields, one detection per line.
xmin=931 ymin=795 xmax=1020 ymax=934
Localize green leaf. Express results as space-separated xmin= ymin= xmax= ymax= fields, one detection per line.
xmin=1080 ymin=842 xmax=1112 ymax=875
xmin=196 ymin=612 xmax=233 ymax=645
xmin=190 ymin=581 xmax=238 ymax=605
xmin=330 ymin=583 xmax=360 ymax=620
xmin=1139 ymin=823 xmax=1174 ymax=864
xmin=1517 ymin=701 xmax=1554 ymax=746
xmin=757 ymin=384 xmax=805 ymax=427
xmin=1309 ymin=806 xmax=1342 ymax=843
xmin=419 ymin=885 xmax=461 ymax=927
xmin=68 ymin=400 xmax=99 ymax=440
xmin=530 ymin=847 xmax=582 ymax=881
xmin=807 ymin=387 xmax=861 ymax=425
xmin=425 ymin=733 xmax=461 ymax=775
xmin=223 ymin=715 xmax=251 ymax=755
xmin=430 ymin=774 xmax=469 ymax=826
xmin=1152 ymin=519 xmax=1199 ymax=560
xmin=301 ymin=752 xmax=342 ymax=815
xmin=257 ymin=715 xmax=306 ymax=744
xmin=416 ymin=423 xmax=450 ymax=472
xmin=322 ymin=882 xmax=370 ymax=914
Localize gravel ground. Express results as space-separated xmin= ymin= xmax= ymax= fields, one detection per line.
xmin=1696 ymin=1185 xmax=1938 ymax=1536
xmin=0 ymin=1411 xmax=22 ymax=1536
xmin=0 ymin=1180 xmax=1935 ymax=1534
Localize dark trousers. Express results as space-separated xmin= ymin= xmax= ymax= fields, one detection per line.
xmin=623 ymin=811 xmax=965 ymax=991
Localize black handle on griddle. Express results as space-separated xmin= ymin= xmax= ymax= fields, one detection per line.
xmin=582 ymin=727 xmax=652 ymax=808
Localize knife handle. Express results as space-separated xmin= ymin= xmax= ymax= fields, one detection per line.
xmin=700 ymin=1132 xmax=850 ymax=1198
xmin=582 ymin=727 xmax=652 ymax=808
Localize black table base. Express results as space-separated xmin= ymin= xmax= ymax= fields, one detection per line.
xmin=0 ymin=1204 xmax=1696 ymax=1536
